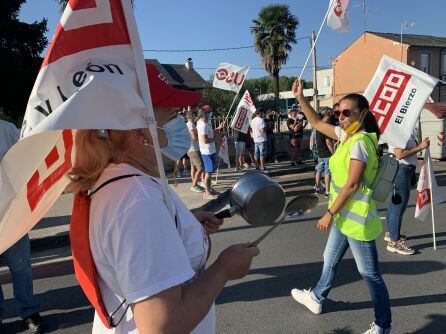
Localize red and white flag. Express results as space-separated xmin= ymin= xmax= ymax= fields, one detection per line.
xmin=213 ymin=62 xmax=249 ymax=93
xmin=364 ymin=55 xmax=438 ymax=148
xmin=218 ymin=136 xmax=230 ymax=167
xmin=415 ymin=148 xmax=444 ymax=221
xmin=230 ymin=90 xmax=256 ymax=134
xmin=0 ymin=0 xmax=155 ymax=254
xmin=327 ymin=0 xmax=350 ymax=32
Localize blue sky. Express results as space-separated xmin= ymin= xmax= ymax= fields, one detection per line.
xmin=19 ymin=0 xmax=446 ymax=81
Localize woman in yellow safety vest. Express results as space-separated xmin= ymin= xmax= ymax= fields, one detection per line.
xmin=290 ymin=80 xmax=392 ymax=334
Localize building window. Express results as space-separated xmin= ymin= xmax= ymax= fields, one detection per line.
xmin=442 ymin=54 xmax=446 ymax=75
xmin=323 ymin=76 xmax=331 ymax=87
xmin=420 ymin=53 xmax=430 ymax=74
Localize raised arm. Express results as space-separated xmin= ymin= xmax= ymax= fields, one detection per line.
xmin=292 ymin=79 xmax=337 ymax=140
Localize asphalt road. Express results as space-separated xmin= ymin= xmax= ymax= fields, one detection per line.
xmin=1 ymin=169 xmax=446 ymax=334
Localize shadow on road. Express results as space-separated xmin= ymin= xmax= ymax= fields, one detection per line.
xmin=217 ymin=259 xmax=445 ymax=308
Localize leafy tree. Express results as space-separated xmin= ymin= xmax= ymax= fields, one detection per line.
xmin=251 ymin=4 xmax=298 ymax=112
xmin=0 ymin=0 xmax=47 ymax=124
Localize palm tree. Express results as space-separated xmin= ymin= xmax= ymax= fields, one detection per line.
xmin=251 ymin=5 xmax=298 ymax=112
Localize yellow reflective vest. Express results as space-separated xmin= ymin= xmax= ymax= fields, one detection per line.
xmin=329 ymin=131 xmax=382 ymax=241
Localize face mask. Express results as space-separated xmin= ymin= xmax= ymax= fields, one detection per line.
xmin=159 ymin=116 xmax=191 ymax=161
xmin=345 ymin=112 xmax=365 ymax=135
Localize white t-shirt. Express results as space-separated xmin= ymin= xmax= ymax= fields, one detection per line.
xmin=197 ymin=119 xmax=216 ymax=155
xmin=89 ymin=163 xmax=214 ymax=334
xmin=187 ymin=121 xmax=200 ymax=152
xmin=388 ymin=135 xmax=418 ymax=166
xmin=0 ymin=120 xmax=19 ymax=162
xmin=250 ymin=117 xmax=267 ymax=143
xmin=335 ymin=126 xmax=369 ymax=163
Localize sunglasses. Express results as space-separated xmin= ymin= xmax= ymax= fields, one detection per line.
xmin=333 ymin=108 xmax=359 ymax=118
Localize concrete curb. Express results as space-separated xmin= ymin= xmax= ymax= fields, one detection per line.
xmin=29 ymin=164 xmax=314 ymax=253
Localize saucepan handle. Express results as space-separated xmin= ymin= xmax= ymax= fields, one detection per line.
xmin=214 ymin=206 xmax=238 ymax=219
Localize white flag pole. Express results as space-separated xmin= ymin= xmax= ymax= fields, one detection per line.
xmin=121 ymin=0 xmax=174 ymax=214
xmin=223 ymin=90 xmax=242 ymax=126
xmin=298 ymin=0 xmax=336 ymax=79
xmin=215 ymin=91 xmax=241 ymax=184
xmin=426 ymin=148 xmax=437 ymax=250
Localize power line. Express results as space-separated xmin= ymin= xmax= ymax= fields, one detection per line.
xmin=143 ymin=46 xmax=254 ymax=52
xmin=195 ymin=65 xmax=331 ymax=70
xmin=142 ymin=36 xmax=311 ymax=53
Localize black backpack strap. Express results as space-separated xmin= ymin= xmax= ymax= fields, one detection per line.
xmin=89 ymin=174 xmax=140 ymax=197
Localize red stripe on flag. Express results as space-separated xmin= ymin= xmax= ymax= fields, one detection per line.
xmin=417 ymin=189 xmax=431 ymax=210
xmin=369 ymin=69 xmax=411 ymax=134
xmin=41 ymin=0 xmax=130 ymax=68
xmin=70 ymin=0 xmax=97 ymax=10
xmin=26 ymin=130 xmax=73 ymax=211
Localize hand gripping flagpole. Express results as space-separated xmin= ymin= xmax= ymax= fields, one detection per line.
xmin=298 ymin=0 xmax=336 ymax=80
xmin=426 ymin=148 xmax=437 ymax=250
xmin=121 ymin=0 xmax=174 ymax=215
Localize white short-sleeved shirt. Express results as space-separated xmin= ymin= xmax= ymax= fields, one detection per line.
xmin=89 ymin=163 xmax=214 ymax=334
xmin=250 ymin=117 xmax=267 ymax=143
xmin=0 ymin=120 xmax=19 ymax=162
xmin=335 ymin=126 xmax=369 ymax=163
xmin=187 ymin=121 xmax=200 ymax=152
xmin=197 ymin=119 xmax=216 ymax=155
xmin=388 ymin=136 xmax=418 ymax=166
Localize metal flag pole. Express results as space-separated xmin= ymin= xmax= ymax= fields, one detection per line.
xmin=426 ymin=148 xmax=437 ymax=250
xmin=298 ymin=0 xmax=336 ymax=79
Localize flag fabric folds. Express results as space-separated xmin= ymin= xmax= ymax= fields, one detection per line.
xmin=230 ymin=90 xmax=256 ymax=134
xmin=364 ymin=55 xmax=438 ymax=148
xmin=327 ymin=0 xmax=350 ymax=32
xmin=212 ymin=63 xmax=249 ymax=93
xmin=0 ymin=0 xmax=153 ymax=254
xmin=218 ymin=136 xmax=230 ymax=167
xmin=415 ymin=148 xmax=444 ymax=221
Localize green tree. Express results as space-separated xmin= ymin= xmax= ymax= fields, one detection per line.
xmin=0 ymin=0 xmax=47 ymax=124
xmin=251 ymin=4 xmax=298 ymax=112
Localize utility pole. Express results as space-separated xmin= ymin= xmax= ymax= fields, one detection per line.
xmin=311 ymin=31 xmax=319 ymax=111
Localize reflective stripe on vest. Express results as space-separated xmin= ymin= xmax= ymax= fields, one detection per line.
xmin=330 ymin=181 xmax=371 ymax=204
xmin=339 ymin=207 xmax=379 ymax=225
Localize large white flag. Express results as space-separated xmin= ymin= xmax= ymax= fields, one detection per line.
xmin=218 ymin=136 xmax=230 ymax=167
xmin=230 ymin=90 xmax=256 ymax=134
xmin=364 ymin=56 xmax=438 ymax=148
xmin=0 ymin=0 xmax=155 ymax=254
xmin=327 ymin=0 xmax=350 ymax=32
xmin=415 ymin=148 xmax=444 ymax=221
xmin=213 ymin=63 xmax=249 ymax=93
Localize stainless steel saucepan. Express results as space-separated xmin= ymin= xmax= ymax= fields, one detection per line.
xmin=215 ymin=171 xmax=286 ymax=226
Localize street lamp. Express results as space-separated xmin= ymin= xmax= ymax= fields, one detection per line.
xmin=400 ymin=20 xmax=414 ymax=62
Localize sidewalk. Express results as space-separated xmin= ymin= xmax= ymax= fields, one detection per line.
xmin=28 ymin=161 xmax=314 ymax=253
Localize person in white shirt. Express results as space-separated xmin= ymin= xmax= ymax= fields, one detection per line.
xmin=385 ymin=135 xmax=430 ymax=255
xmin=250 ymin=109 xmax=270 ymax=172
xmin=197 ymin=109 xmax=224 ymax=200
xmin=68 ymin=114 xmax=259 ymax=334
xmin=186 ymin=111 xmax=205 ymax=193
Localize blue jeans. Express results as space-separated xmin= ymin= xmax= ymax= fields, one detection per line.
xmin=312 ymin=225 xmax=391 ymax=329
xmin=0 ymin=235 xmax=40 ymax=320
xmin=386 ymin=164 xmax=415 ymax=242
xmin=254 ymin=141 xmax=267 ymax=158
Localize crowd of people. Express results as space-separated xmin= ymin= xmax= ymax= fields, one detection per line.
xmin=0 ymin=77 xmax=433 ymax=334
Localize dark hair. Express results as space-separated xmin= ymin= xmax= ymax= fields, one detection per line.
xmin=340 ymin=93 xmax=380 ymax=139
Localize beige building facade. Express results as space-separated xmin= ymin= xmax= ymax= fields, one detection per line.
xmin=333 ymin=31 xmax=446 ymax=103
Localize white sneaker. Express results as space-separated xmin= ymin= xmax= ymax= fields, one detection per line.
xmin=290 ymin=288 xmax=322 ymax=314
xmin=362 ymin=322 xmax=392 ymax=334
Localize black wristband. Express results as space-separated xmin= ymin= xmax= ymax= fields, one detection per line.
xmin=327 ymin=209 xmax=336 ymax=217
